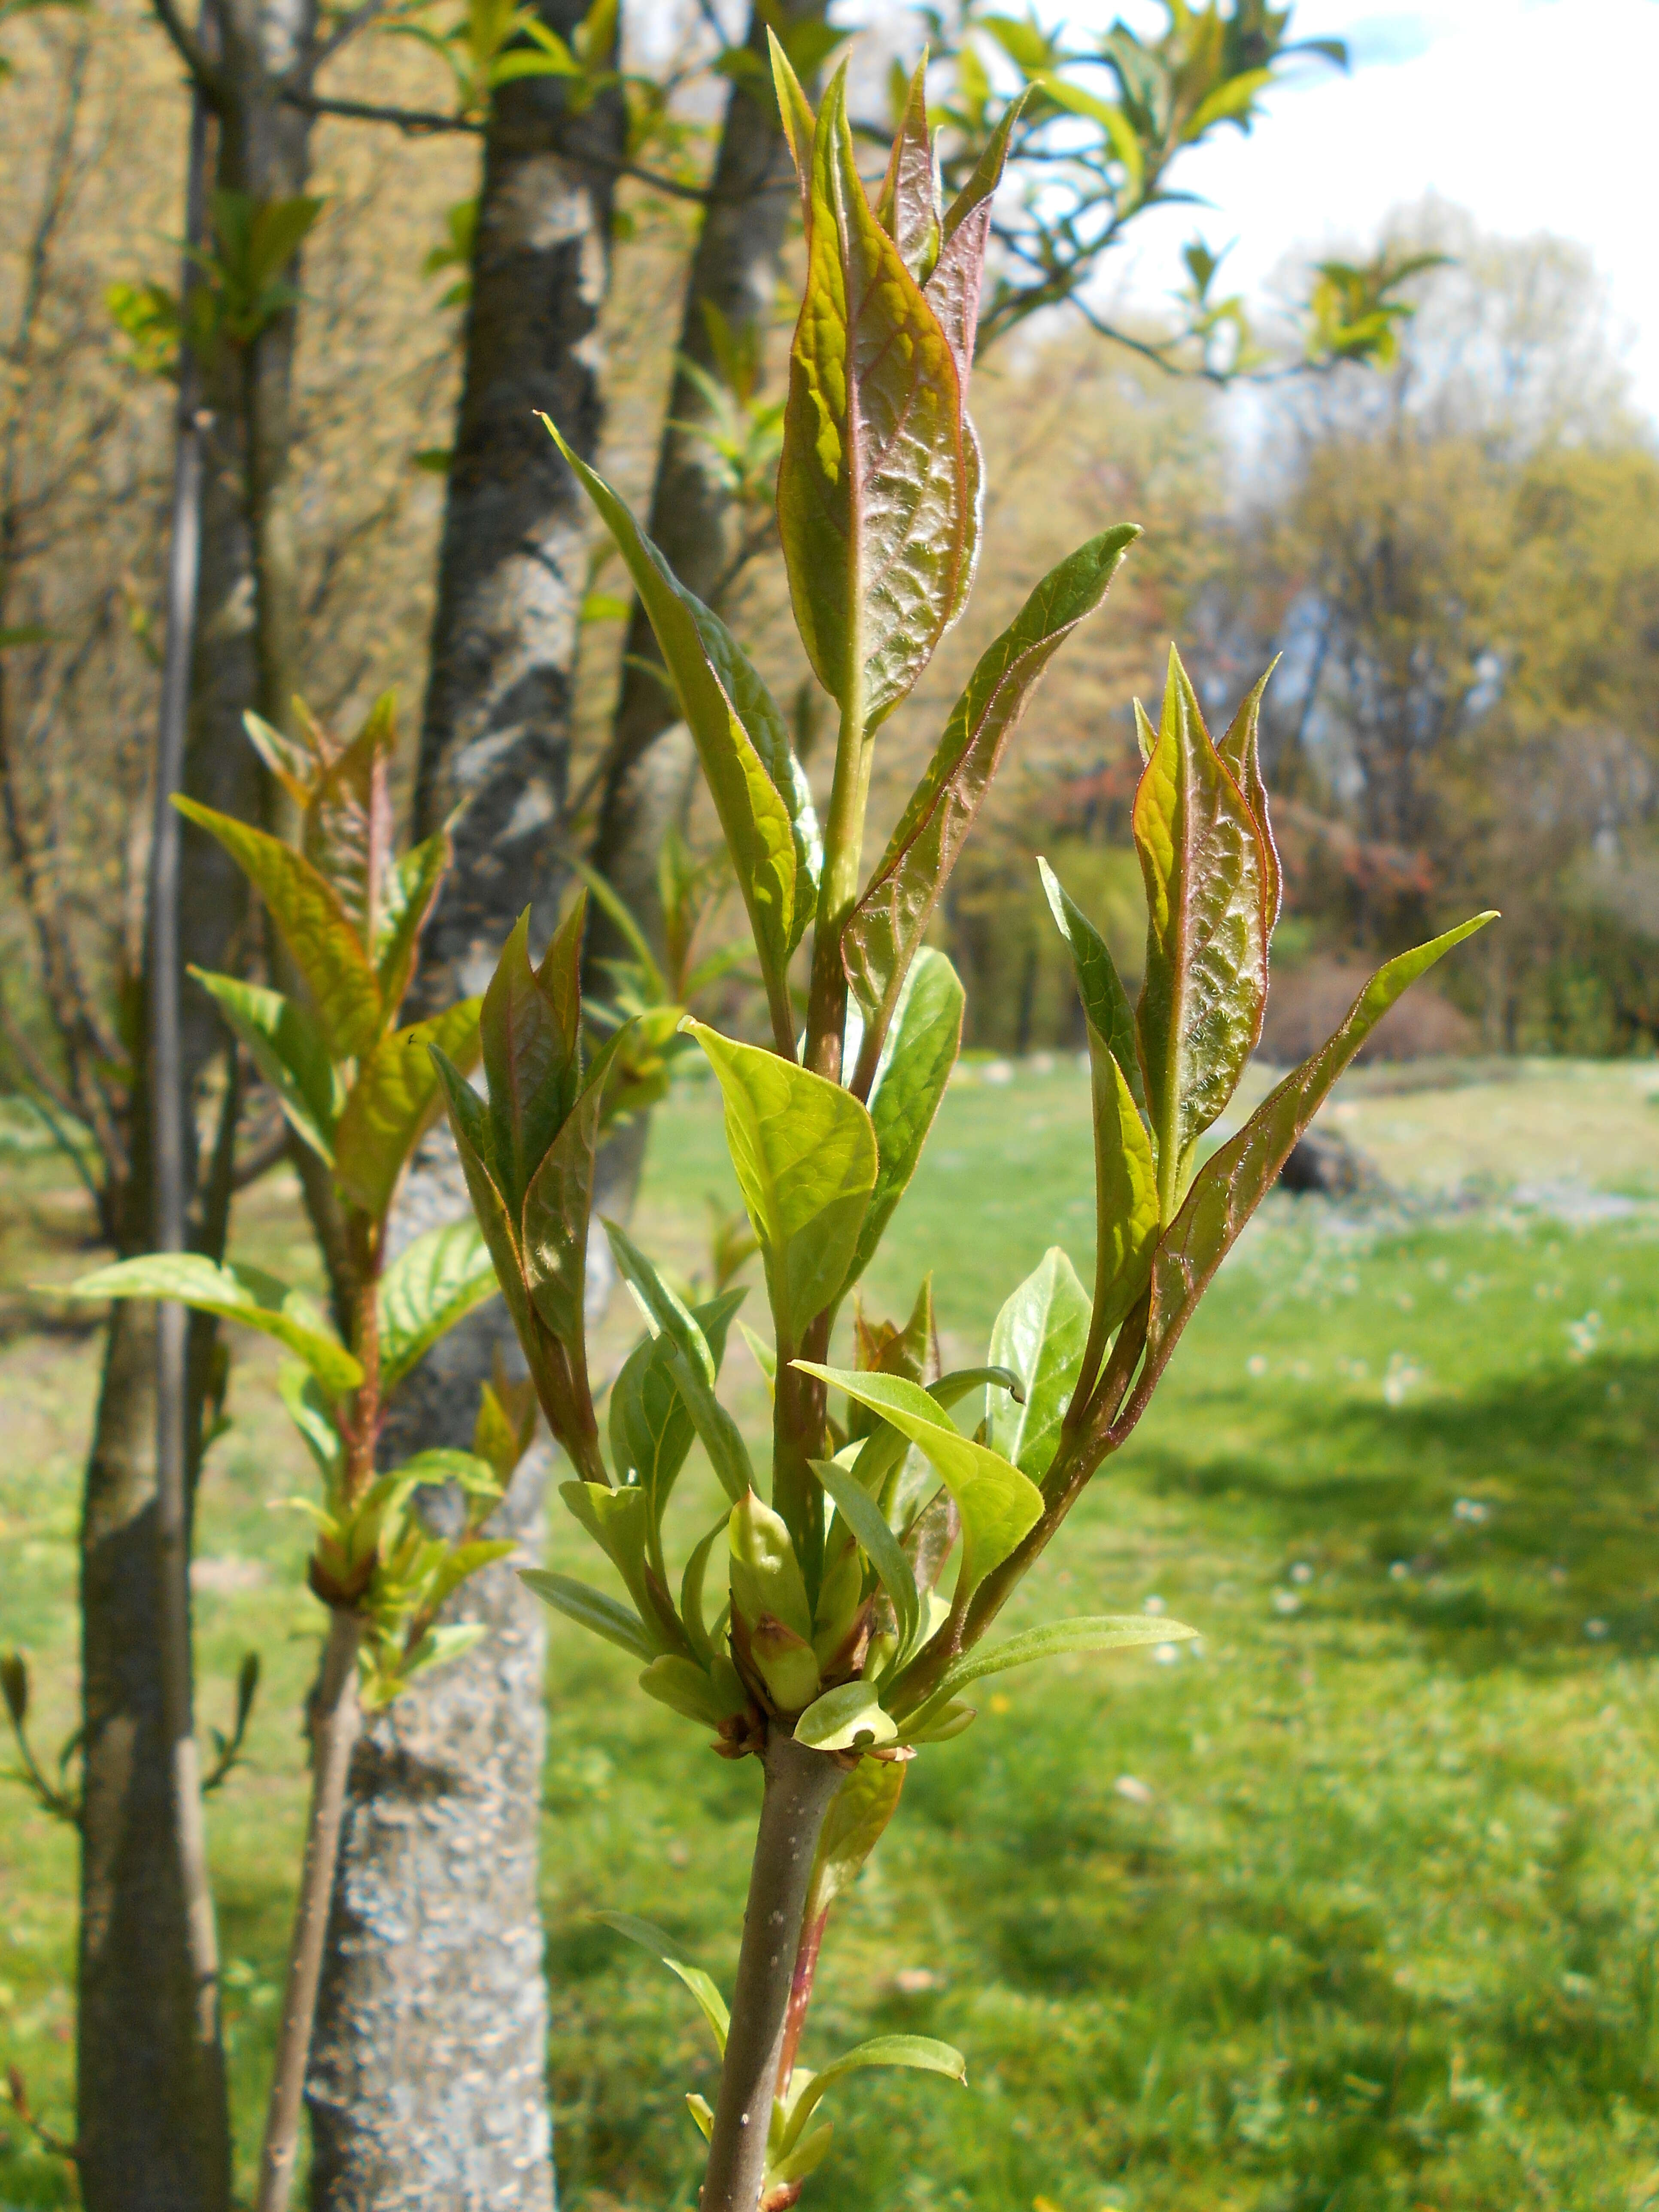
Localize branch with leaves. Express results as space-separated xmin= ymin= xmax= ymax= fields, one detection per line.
xmin=50 ymin=696 xmax=550 ymax=2212
xmin=423 ymin=36 xmax=1498 ymax=2212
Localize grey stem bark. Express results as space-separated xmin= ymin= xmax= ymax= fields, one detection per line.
xmin=255 ymin=1608 xmax=364 ymax=2212
xmin=150 ymin=40 xmax=231 ymax=2205
xmin=584 ymin=0 xmax=826 ymax=979
xmin=303 ymin=24 xmax=623 ymax=2204
xmin=702 ymin=1733 xmax=845 ymax=2212
xmin=76 ymin=0 xmax=318 ymax=2197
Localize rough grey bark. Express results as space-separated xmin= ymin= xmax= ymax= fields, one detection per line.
xmin=584 ymin=0 xmax=826 ymax=972
xmin=76 ymin=1 xmax=318 ymax=2199
xmin=304 ymin=27 xmax=623 ymax=2204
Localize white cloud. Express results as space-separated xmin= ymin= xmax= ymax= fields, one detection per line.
xmin=1113 ymin=0 xmax=1659 ymax=419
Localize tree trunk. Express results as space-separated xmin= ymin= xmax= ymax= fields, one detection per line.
xmin=584 ymin=0 xmax=825 ymax=974
xmin=304 ymin=33 xmax=622 ymax=2205
xmin=76 ymin=2 xmax=317 ymax=2197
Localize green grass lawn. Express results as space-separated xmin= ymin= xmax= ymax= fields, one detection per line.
xmin=5 ymin=1058 xmax=1659 ymax=2210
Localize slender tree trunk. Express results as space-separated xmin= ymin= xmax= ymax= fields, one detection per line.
xmin=584 ymin=0 xmax=825 ymax=973
xmin=76 ymin=1 xmax=317 ymax=2195
xmin=304 ymin=32 xmax=623 ymax=2203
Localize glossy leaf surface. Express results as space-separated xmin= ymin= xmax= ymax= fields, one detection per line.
xmin=810 ymin=1455 xmax=919 ymax=1657
xmin=845 ymin=950 xmax=963 ymax=1290
xmin=1038 ymin=855 xmax=1142 ymax=1110
xmin=1133 ymin=652 xmax=1270 ymax=1211
xmin=794 ymin=1680 xmax=897 ymax=1752
xmin=604 ymin=1220 xmax=756 ymax=1502
xmin=520 ymin=1569 xmax=653 ymax=1660
xmin=845 ymin=529 xmax=1137 ymax=1044
xmin=1127 ymin=915 xmax=1497 ymax=1424
xmin=189 ymin=969 xmax=340 ymax=1161
xmin=796 ymin=1364 xmax=1042 ymax=1610
xmin=687 ymin=1023 xmax=876 ymax=1351
xmin=987 ymin=1246 xmax=1090 ymax=1480
xmin=780 ymin=2036 xmax=965 ymax=2151
xmin=333 ymin=999 xmax=480 ymax=1220
xmin=63 ymin=1254 xmax=361 ymax=1396
xmin=545 ymin=421 xmax=815 ymax=987
xmin=778 ymin=67 xmax=967 ymax=726
xmin=377 ymin=1218 xmax=502 ymax=1390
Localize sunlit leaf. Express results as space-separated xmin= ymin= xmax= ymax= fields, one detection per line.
xmin=520 ymin=1568 xmax=652 ymax=1659
xmin=795 ymin=1365 xmax=1041 ymax=1611
xmin=901 ymin=1613 xmax=1198 ymax=1730
xmin=795 ymin=1679 xmax=897 ymax=1752
xmin=174 ymin=796 xmax=383 ymax=1059
xmin=987 ymin=1246 xmax=1090 ymax=1480
xmin=844 ymin=950 xmax=963 ymax=1292
xmin=333 ymin=1000 xmax=480 ymax=1219
xmin=377 ymin=1218 xmax=501 ymax=1391
xmin=596 ymin=1911 xmax=729 ymax=2056
xmin=189 ymin=969 xmax=340 ymax=1161
xmin=780 ymin=2036 xmax=965 ymax=2154
xmin=60 ymin=1253 xmax=361 ymax=1397
xmin=845 ymin=528 xmax=1137 ymax=1061
xmin=685 ymin=1022 xmax=876 ymax=1352
xmin=810 ymin=1455 xmax=919 ymax=1658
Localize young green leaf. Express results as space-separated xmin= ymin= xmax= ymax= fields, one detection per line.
xmin=678 ymin=1512 xmax=731 ymax=1667
xmin=729 ymin=1489 xmax=813 ymax=1644
xmin=377 ymin=1218 xmax=501 ymax=1391
xmin=174 ymin=796 xmax=383 ymax=1059
xmin=1082 ymin=1035 xmax=1160 ymax=1368
xmin=59 ymin=1254 xmax=362 ymax=1397
xmin=640 ymin=1654 xmax=746 ymax=1729
xmin=777 ymin=65 xmax=968 ymax=727
xmin=596 ymin=1912 xmax=729 ymax=2056
xmin=794 ymin=1680 xmax=897 ymax=1753
xmin=560 ymin=1481 xmax=685 ymax=1653
xmin=609 ymin=1288 xmax=747 ymax=1533
xmin=1037 ymin=854 xmax=1143 ymax=1111
xmin=843 ymin=949 xmax=963 ymax=1291
xmin=604 ymin=1219 xmax=757 ymax=1502
xmin=809 ymin=1455 xmax=920 ymax=1658
xmin=987 ymin=1246 xmax=1091 ymax=1480
xmin=801 ymin=1756 xmax=906 ymax=1932
xmin=1121 ymin=915 xmax=1498 ymax=1432
xmin=845 ymin=528 xmax=1139 ymax=1063
xmin=542 ymin=420 xmax=817 ymax=1009
xmin=333 ymin=999 xmax=481 ymax=1220
xmin=899 ymin=1613 xmax=1198 ymax=1727
xmin=1133 ymin=650 xmax=1271 ymax=1217
xmin=685 ymin=1022 xmax=876 ymax=1352
xmin=188 ymin=969 xmax=341 ymax=1161
xmin=519 ymin=1568 xmax=653 ymax=1660
xmin=779 ymin=2036 xmax=965 ymax=2153
xmin=748 ymin=1616 xmax=822 ymax=1714
xmin=795 ymin=1364 xmax=1042 ymax=1612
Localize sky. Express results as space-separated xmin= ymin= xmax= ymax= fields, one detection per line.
xmin=1112 ymin=0 xmax=1659 ymax=420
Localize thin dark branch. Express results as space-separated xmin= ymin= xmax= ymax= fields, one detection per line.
xmin=304 ymin=0 xmax=394 ymax=78
xmin=278 ymin=88 xmax=791 ymax=203
xmin=147 ymin=0 xmax=225 ymax=104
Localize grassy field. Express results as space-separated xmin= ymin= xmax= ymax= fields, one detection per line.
xmin=5 ymin=1056 xmax=1659 ymax=2209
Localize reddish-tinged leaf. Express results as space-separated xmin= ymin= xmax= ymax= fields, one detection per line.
xmin=875 ymin=55 xmax=941 ymax=282
xmin=1117 ymin=915 xmax=1498 ymax=1436
xmin=480 ymin=907 xmax=582 ymax=1214
xmin=845 ymin=527 xmax=1137 ymax=1063
xmin=1133 ymin=650 xmax=1270 ymax=1217
xmin=304 ymin=692 xmax=397 ymax=947
xmin=173 ymin=796 xmax=383 ymax=1060
xmin=778 ymin=65 xmax=968 ymax=726
xmin=1215 ymin=661 xmax=1282 ymax=931
xmin=375 ymin=823 xmax=451 ymax=1018
xmin=333 ymin=998 xmax=481 ymax=1220
xmin=521 ymin=1026 xmax=629 ymax=1349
